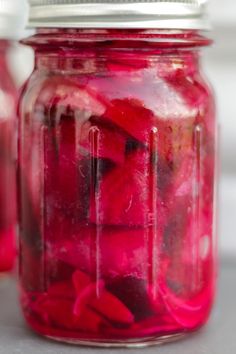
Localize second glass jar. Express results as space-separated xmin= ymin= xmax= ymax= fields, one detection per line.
xmin=0 ymin=40 xmax=17 ymax=273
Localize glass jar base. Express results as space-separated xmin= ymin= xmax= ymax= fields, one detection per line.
xmin=45 ymin=333 xmax=187 ymax=348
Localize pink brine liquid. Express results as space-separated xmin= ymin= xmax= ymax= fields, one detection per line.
xmin=19 ymin=30 xmax=217 ymax=345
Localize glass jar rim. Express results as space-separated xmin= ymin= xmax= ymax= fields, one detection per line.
xmin=22 ymin=28 xmax=212 ymax=49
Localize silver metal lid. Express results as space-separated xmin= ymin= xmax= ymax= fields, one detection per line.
xmin=28 ymin=0 xmax=209 ymax=30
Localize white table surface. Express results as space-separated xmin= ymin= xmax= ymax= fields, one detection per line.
xmin=0 ymin=259 xmax=235 ymax=354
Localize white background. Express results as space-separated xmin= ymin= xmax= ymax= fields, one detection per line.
xmin=204 ymin=0 xmax=236 ymax=258
xmin=10 ymin=0 xmax=236 ymax=258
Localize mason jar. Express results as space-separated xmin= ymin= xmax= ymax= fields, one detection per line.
xmin=0 ymin=0 xmax=28 ymax=273
xmin=18 ymin=0 xmax=217 ymax=347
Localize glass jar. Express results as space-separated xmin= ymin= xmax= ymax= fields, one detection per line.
xmin=0 ymin=0 xmax=28 ymax=273
xmin=0 ymin=40 xmax=17 ymax=272
xmin=18 ymin=0 xmax=217 ymax=347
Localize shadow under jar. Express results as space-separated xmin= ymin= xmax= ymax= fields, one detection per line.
xmin=18 ymin=0 xmax=217 ymax=347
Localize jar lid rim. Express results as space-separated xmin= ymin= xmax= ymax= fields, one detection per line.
xmin=28 ymin=1 xmax=210 ymax=30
